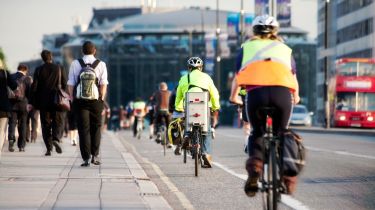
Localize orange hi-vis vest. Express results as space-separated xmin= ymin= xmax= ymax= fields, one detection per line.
xmin=236 ymin=39 xmax=297 ymax=91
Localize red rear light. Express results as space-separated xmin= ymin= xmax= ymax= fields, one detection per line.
xmin=266 ymin=117 xmax=272 ymax=126
xmin=193 ymin=113 xmax=201 ymax=117
xmin=195 ymin=98 xmax=200 ymax=102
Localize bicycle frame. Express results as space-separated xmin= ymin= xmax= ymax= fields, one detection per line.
xmin=261 ymin=115 xmax=284 ymax=210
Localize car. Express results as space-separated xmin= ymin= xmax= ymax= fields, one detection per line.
xmin=290 ymin=105 xmax=313 ymax=127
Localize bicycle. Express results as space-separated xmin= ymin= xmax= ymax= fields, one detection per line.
xmin=134 ymin=109 xmax=144 ymax=140
xmin=185 ymin=92 xmax=210 ymax=177
xmin=168 ymin=116 xmax=185 ymax=156
xmin=259 ymin=107 xmax=285 ymax=210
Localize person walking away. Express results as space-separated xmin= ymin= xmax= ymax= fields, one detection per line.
xmin=235 ymin=15 xmax=300 ymax=196
xmin=0 ymin=59 xmax=17 ymax=157
xmin=67 ymin=106 xmax=78 ymax=146
xmin=30 ymin=50 xmax=66 ymax=156
xmin=26 ymin=107 xmax=39 ymax=143
xmin=132 ymin=98 xmax=146 ymax=137
xmin=7 ymin=64 xmax=33 ymax=152
xmin=175 ymin=57 xmax=220 ymax=168
xmin=151 ymin=82 xmax=171 ymax=147
xmin=67 ymin=41 xmax=108 ymax=167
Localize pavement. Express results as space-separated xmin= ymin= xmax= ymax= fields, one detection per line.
xmin=0 ymin=131 xmax=172 ymax=210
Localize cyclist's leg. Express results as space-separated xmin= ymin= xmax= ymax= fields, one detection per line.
xmin=201 ymin=117 xmax=212 ymax=168
xmin=133 ymin=117 xmax=137 ymax=137
xmin=244 ymin=87 xmax=270 ymax=196
xmin=269 ymin=86 xmax=296 ymax=194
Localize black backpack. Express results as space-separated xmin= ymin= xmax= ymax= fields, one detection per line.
xmin=282 ymin=129 xmax=306 ymax=176
xmin=8 ymin=74 xmax=27 ymax=101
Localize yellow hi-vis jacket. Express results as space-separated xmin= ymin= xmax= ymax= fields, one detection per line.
xmin=236 ymin=39 xmax=297 ymax=91
xmin=175 ymin=69 xmax=220 ymax=112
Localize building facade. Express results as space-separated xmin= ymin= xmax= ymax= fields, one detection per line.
xmin=317 ymin=0 xmax=375 ymax=124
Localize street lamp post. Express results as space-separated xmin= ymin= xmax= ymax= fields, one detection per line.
xmin=324 ymin=0 xmax=330 ymax=128
xmin=216 ymin=0 xmax=221 ymax=92
xmin=240 ymin=0 xmax=245 ymax=44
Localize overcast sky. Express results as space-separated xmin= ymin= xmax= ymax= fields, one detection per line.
xmin=0 ymin=0 xmax=317 ymax=70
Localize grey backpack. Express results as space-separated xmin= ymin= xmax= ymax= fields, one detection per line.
xmin=75 ymin=59 xmax=100 ymax=100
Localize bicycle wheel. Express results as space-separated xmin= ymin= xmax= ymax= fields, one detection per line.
xmin=267 ymin=145 xmax=278 ymax=210
xmin=192 ymin=128 xmax=200 ymax=177
xmin=162 ymin=127 xmax=166 ymax=156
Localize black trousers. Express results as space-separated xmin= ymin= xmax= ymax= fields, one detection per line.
xmin=8 ymin=110 xmax=28 ymax=149
xmin=74 ymin=100 xmax=103 ymax=161
xmin=155 ymin=110 xmax=170 ymax=132
xmin=245 ymin=86 xmax=292 ymax=161
xmin=26 ymin=109 xmax=39 ymax=142
xmin=39 ymin=110 xmax=65 ymax=151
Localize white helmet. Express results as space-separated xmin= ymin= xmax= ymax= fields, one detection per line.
xmin=187 ymin=57 xmax=203 ymax=68
xmin=253 ymin=15 xmax=279 ymax=27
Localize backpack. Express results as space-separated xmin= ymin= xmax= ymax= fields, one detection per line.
xmin=282 ymin=129 xmax=306 ymax=177
xmin=8 ymin=74 xmax=27 ymax=101
xmin=75 ymin=59 xmax=100 ymax=100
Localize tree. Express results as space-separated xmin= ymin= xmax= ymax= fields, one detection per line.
xmin=0 ymin=47 xmax=7 ymax=68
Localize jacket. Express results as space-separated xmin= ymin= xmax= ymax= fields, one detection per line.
xmin=175 ymin=69 xmax=220 ymax=112
xmin=0 ymin=69 xmax=17 ymax=117
xmin=31 ymin=63 xmax=67 ymax=111
xmin=236 ymin=39 xmax=297 ymax=91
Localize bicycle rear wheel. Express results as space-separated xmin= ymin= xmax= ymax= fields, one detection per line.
xmin=192 ymin=128 xmax=200 ymax=177
xmin=162 ymin=127 xmax=166 ymax=156
xmin=267 ymin=145 xmax=278 ymax=210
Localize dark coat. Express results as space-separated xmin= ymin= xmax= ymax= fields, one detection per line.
xmin=0 ymin=69 xmax=17 ymax=117
xmin=9 ymin=71 xmax=33 ymax=111
xmin=30 ymin=63 xmax=67 ymax=111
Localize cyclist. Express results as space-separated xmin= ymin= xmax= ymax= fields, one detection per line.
xmin=150 ymin=82 xmax=172 ymax=147
xmin=145 ymin=97 xmax=156 ymax=140
xmin=132 ymin=97 xmax=147 ymax=137
xmin=175 ymin=57 xmax=220 ymax=168
xmin=235 ymin=15 xmax=300 ymax=196
xmin=229 ymin=85 xmax=251 ymax=153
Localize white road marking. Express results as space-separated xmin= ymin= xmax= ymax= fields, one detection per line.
xmin=218 ymin=130 xmax=375 ymax=160
xmin=307 ymin=146 xmax=375 ymax=160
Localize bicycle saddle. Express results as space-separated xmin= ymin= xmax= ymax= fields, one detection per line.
xmin=257 ymin=106 xmax=276 ymax=118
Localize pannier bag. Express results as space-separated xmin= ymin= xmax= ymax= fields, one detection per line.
xmin=282 ymin=129 xmax=306 ymax=176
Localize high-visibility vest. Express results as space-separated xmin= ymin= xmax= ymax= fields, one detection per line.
xmin=236 ymin=39 xmax=297 ymax=91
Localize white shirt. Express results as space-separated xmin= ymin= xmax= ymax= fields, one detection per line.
xmin=67 ymin=54 xmax=108 ymax=86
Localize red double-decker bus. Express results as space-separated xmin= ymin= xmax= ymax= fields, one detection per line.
xmin=331 ymin=58 xmax=375 ymax=128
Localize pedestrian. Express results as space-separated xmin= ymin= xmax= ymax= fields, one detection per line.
xmin=7 ymin=64 xmax=33 ymax=152
xmin=26 ymin=107 xmax=39 ymax=143
xmin=67 ymin=41 xmax=108 ymax=167
xmin=0 ymin=59 xmax=17 ymax=157
xmin=30 ymin=50 xmax=66 ymax=156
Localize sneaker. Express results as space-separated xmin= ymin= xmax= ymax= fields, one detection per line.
xmin=8 ymin=140 xmax=15 ymax=152
xmin=19 ymin=147 xmax=25 ymax=152
xmin=81 ymin=159 xmax=90 ymax=167
xmin=91 ymin=156 xmax=101 ymax=165
xmin=53 ymin=141 xmax=62 ymax=154
xmin=167 ymin=143 xmax=172 ymax=149
xmin=202 ymin=154 xmax=212 ymax=168
xmin=155 ymin=138 xmax=161 ymax=144
xmin=45 ymin=150 xmax=51 ymax=156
